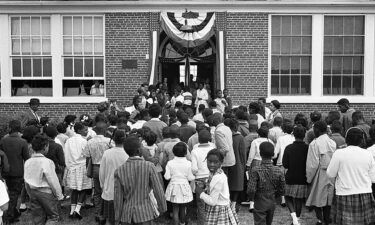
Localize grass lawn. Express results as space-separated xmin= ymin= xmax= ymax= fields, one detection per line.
xmin=14 ymin=199 xmax=320 ymax=225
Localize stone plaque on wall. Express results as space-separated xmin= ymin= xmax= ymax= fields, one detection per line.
xmin=122 ymin=60 xmax=137 ymax=69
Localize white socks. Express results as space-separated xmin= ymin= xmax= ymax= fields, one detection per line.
xmin=75 ymin=203 xmax=82 ymax=213
xmin=290 ymin=212 xmax=298 ymax=224
xmin=70 ymin=204 xmax=76 ymax=215
xmin=249 ymin=201 xmax=254 ymax=209
xmin=281 ymin=196 xmax=286 ymax=204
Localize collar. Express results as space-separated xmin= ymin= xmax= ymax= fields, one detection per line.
xmin=32 ymin=153 xmax=45 ymax=158
xmin=198 ymin=143 xmax=211 ymax=147
xmin=9 ymin=132 xmax=22 ymax=137
xmin=150 ymin=118 xmax=160 ymax=121
xmin=128 ymin=156 xmax=144 ymax=161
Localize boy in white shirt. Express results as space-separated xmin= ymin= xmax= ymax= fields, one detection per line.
xmin=0 ymin=180 xmax=9 ymax=225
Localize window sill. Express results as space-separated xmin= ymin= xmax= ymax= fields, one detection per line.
xmin=266 ymin=95 xmax=375 ymax=104
xmin=0 ymin=96 xmax=108 ymax=104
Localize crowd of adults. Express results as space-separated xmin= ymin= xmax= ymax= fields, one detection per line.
xmin=0 ymin=81 xmax=375 ymax=225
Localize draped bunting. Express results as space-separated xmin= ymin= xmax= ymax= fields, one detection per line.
xmin=160 ymin=11 xmax=215 ymax=48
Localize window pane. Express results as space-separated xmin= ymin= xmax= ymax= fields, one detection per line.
xmin=301 ymin=37 xmax=311 ymax=54
xmin=41 ymin=17 xmax=50 ymax=35
xmin=33 ymin=58 xmax=41 ymax=76
xmin=73 ymin=17 xmax=82 ymax=35
xmin=13 ymin=58 xmax=22 ymax=77
xmin=43 ymin=58 xmax=52 ymax=77
xmin=291 ymin=37 xmax=301 ymax=54
xmin=63 ymin=38 xmax=72 ymax=54
xmin=63 ymin=17 xmax=72 ymax=35
xmin=64 ymin=58 xmax=73 ymax=77
xmin=94 ymin=58 xmax=103 ymax=77
xmin=343 ymin=57 xmax=352 ymax=74
xmin=42 ymin=39 xmax=51 ymax=55
xmin=302 ymin=16 xmax=312 ymax=35
xmin=272 ymin=16 xmax=281 ymax=36
xmin=281 ymin=16 xmax=291 ymax=35
xmin=353 ymin=75 xmax=363 ymax=94
xmin=301 ymin=57 xmax=310 ymax=74
xmin=342 ymin=76 xmax=351 ymax=95
xmin=343 ymin=36 xmax=353 ymax=54
xmin=271 ymin=37 xmax=280 ymax=54
xmin=324 ymin=36 xmax=333 ymax=54
xmin=323 ymin=57 xmax=331 ymax=74
xmin=63 ymin=79 xmax=104 ymax=96
xmin=94 ymin=38 xmax=103 ymax=55
xmin=323 ymin=76 xmax=331 ymax=94
xmin=94 ymin=17 xmax=103 ymax=35
xmin=74 ymin=58 xmax=83 ymax=77
xmin=21 ymin=38 xmax=31 ymax=55
xmin=11 ymin=17 xmax=20 ymax=35
xmin=354 ymin=16 xmax=364 ymax=35
xmin=84 ymin=38 xmax=92 ymax=55
xmin=343 ymin=16 xmax=354 ymax=35
xmin=324 ymin=16 xmax=333 ymax=35
xmin=84 ymin=58 xmax=93 ymax=77
xmin=12 ymin=39 xmax=20 ymax=55
xmin=31 ymin=38 xmax=41 ymax=55
xmin=281 ymin=37 xmax=290 ymax=54
xmin=271 ymin=75 xmax=279 ymax=94
xmin=83 ymin=17 xmax=92 ymax=35
xmin=74 ymin=37 xmax=82 ymax=55
xmin=291 ymin=16 xmax=301 ymax=36
xmin=291 ymin=75 xmax=300 ymax=94
xmin=23 ymin=58 xmax=31 ymax=77
xmin=31 ymin=17 xmax=40 ymax=35
xmin=11 ymin=80 xmax=52 ymax=96
xmin=280 ymin=75 xmax=289 ymax=94
xmin=353 ymin=57 xmax=363 ymax=74
xmin=332 ymin=57 xmax=342 ymax=74
xmin=332 ymin=76 xmax=341 ymax=94
xmin=21 ymin=17 xmax=30 ymax=35
xmin=333 ymin=16 xmax=343 ymax=35
xmin=353 ymin=37 xmax=364 ymax=54
xmin=291 ymin=57 xmax=300 ymax=74
xmin=271 ymin=56 xmax=279 ymax=74
xmin=280 ymin=57 xmax=290 ymax=74
xmin=333 ymin=37 xmax=343 ymax=54
xmin=301 ymin=75 xmax=310 ymax=94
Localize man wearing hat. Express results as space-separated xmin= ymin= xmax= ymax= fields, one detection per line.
xmin=20 ymin=98 xmax=41 ymax=128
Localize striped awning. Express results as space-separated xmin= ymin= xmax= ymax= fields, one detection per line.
xmin=160 ymin=11 xmax=215 ymax=48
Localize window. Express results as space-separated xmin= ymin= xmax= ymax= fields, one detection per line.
xmin=323 ymin=16 xmax=364 ymax=95
xmin=271 ymin=15 xmax=312 ymax=95
xmin=179 ymin=64 xmax=197 ymax=83
xmin=10 ymin=16 xmax=52 ymax=96
xmin=62 ymin=16 xmax=104 ymax=96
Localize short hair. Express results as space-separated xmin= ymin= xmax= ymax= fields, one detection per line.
xmin=107 ymin=114 xmax=118 ymax=126
xmin=282 ymin=119 xmax=294 ymax=134
xmin=271 ymin=100 xmax=281 ymax=109
xmin=179 ymin=112 xmax=189 ymax=124
xmin=31 ymin=134 xmax=49 ymax=152
xmin=310 ymin=111 xmax=322 ymax=123
xmin=40 ymin=117 xmax=49 ymax=127
xmin=337 ymin=98 xmax=350 ymax=106
xmin=198 ymin=130 xmax=211 ymax=143
xmin=294 ymin=113 xmax=308 ymax=128
xmin=44 ymin=125 xmax=58 ymax=139
xmin=117 ymin=111 xmax=130 ymax=120
xmin=258 ymin=97 xmax=266 ymax=104
xmin=293 ymin=125 xmax=306 ymax=140
xmin=9 ymin=120 xmax=21 ymax=133
xmin=345 ymin=127 xmax=365 ymax=146
xmin=260 ymin=142 xmax=274 ymax=159
xmin=132 ymin=95 xmax=140 ymax=106
xmin=123 ymin=135 xmax=141 ymax=157
xmin=249 ymin=120 xmax=258 ymax=132
xmin=273 ymin=116 xmax=283 ymax=127
xmin=198 ymin=104 xmax=205 ymax=113
xmin=29 ymin=98 xmax=40 ymax=106
xmin=258 ymin=126 xmax=269 ymax=138
xmin=94 ymin=113 xmax=107 ymax=124
xmin=139 ymin=109 xmax=149 ymax=120
xmin=330 ymin=120 xmax=343 ymax=134
xmin=261 ymin=121 xmax=273 ymax=129
xmin=352 ymin=111 xmax=365 ymax=126
xmin=238 ymin=105 xmax=248 ymax=112
xmin=64 ymin=115 xmax=77 ymax=124
xmin=185 ymin=108 xmax=194 ymax=118
xmin=56 ymin=122 xmax=67 ymax=134
xmin=313 ymin=121 xmax=327 ymax=134
xmin=206 ymin=115 xmax=215 ymax=127
xmin=235 ymin=110 xmax=248 ymax=121
xmin=209 ymin=101 xmax=217 ymax=108
xmin=227 ymin=118 xmax=239 ymax=131
xmin=143 ymin=131 xmax=157 ymax=146
xmin=149 ymin=103 xmax=161 ymax=118
xmin=326 ymin=111 xmax=341 ymax=125
xmin=195 ymin=121 xmax=208 ymax=133
xmin=113 ymin=129 xmax=126 ymax=145
xmin=93 ymin=122 xmax=107 ymax=135
xmin=73 ymin=122 xmax=86 ymax=133
xmin=169 ymin=125 xmax=179 ymax=138
xmin=206 ymin=149 xmax=224 ymax=163
xmin=212 ymin=113 xmax=223 ymax=127
xmin=22 ymin=125 xmax=40 ymax=143
xmin=248 ymin=102 xmax=260 ymax=114
xmin=162 ymin=127 xmax=170 ymax=138
xmin=370 ymin=125 xmax=375 ymax=142
xmin=172 ymin=142 xmax=187 ymax=157
xmin=175 ymin=101 xmax=183 ymax=108
xmin=202 ymin=108 xmax=213 ymax=119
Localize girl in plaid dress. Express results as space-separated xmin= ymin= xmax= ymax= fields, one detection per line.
xmin=196 ymin=149 xmax=238 ymax=225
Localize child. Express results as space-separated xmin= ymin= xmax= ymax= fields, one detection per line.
xmin=0 ymin=179 xmax=9 ymax=225
xmin=164 ymin=142 xmax=194 ymax=225
xmin=142 ymin=103 xmax=168 ymax=143
xmin=195 ymin=149 xmax=238 ymax=225
xmin=24 ymin=134 xmax=64 ymax=224
xmin=247 ymin=142 xmax=285 ymax=225
xmin=141 ymin=130 xmax=163 ymax=176
xmin=178 ymin=112 xmax=196 ymax=144
xmin=330 ymin=120 xmax=346 ymax=149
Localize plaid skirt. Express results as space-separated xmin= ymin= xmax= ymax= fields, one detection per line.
xmin=205 ymin=204 xmax=238 ymax=225
xmin=103 ymin=200 xmax=115 ymax=224
xmin=65 ymin=164 xmax=92 ymax=191
xmin=285 ymin=184 xmax=309 ymax=199
xmin=332 ymin=193 xmax=375 ymax=225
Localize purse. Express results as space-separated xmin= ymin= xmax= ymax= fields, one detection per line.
xmin=86 ymin=158 xmax=93 ymax=178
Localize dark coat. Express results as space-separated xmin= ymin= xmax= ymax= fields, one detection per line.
xmin=228 ymin=132 xmax=247 ymax=191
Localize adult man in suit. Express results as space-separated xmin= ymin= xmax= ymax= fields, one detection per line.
xmin=20 ymin=98 xmax=41 ymax=128
xmin=114 ymin=135 xmax=167 ymax=225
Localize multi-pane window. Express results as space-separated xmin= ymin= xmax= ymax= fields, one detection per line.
xmin=62 ymin=16 xmax=104 ymax=96
xmin=11 ymin=16 xmax=52 ymax=96
xmin=271 ymin=15 xmax=312 ymax=95
xmin=323 ymin=16 xmax=364 ymax=95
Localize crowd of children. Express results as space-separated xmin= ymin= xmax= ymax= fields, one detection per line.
xmin=1 ymin=82 xmax=375 ymax=225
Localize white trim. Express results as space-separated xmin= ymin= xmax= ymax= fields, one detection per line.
xmin=51 ymin=14 xmax=63 ymax=98
xmin=219 ymin=31 xmax=224 ymax=91
xmin=266 ymin=96 xmax=375 ymax=104
xmin=149 ymin=31 xmax=157 ymax=85
xmin=0 ymin=15 xmax=10 ymax=98
xmin=364 ymin=14 xmax=375 ymax=97
xmin=0 ymin=96 xmax=108 ymax=104
xmin=311 ymin=14 xmax=324 ymax=97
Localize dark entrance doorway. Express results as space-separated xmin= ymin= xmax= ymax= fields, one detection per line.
xmin=158 ymin=32 xmax=217 ymax=97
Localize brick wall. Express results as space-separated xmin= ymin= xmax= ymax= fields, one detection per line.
xmin=105 ymin=12 xmax=150 ymax=106
xmin=226 ymin=13 xmax=269 ymax=105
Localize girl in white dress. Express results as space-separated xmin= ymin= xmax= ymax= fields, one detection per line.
xmin=164 ymin=142 xmax=194 ymax=225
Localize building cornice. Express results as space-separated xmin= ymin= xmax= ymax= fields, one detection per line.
xmin=0 ymin=1 xmax=375 ymax=13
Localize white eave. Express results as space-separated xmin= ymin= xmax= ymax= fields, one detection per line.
xmin=0 ymin=1 xmax=375 ymax=13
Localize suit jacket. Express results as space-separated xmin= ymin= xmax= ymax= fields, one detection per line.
xmin=45 ymin=140 xmax=65 ymax=174
xmin=114 ymin=157 xmax=167 ymax=224
xmin=19 ymin=108 xmax=40 ymax=127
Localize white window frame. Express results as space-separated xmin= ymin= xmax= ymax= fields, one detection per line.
xmin=268 ymin=14 xmax=375 ymax=103
xmin=0 ymin=14 xmax=107 ymax=103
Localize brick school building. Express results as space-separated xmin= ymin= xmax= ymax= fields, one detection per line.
xmin=0 ymin=0 xmax=374 ymax=120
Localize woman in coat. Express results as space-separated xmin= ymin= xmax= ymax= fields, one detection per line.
xmin=306 ymin=121 xmax=336 ymax=225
